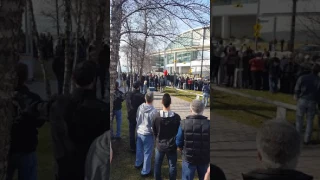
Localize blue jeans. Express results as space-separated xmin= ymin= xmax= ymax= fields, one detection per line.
xmin=129 ymin=120 xmax=137 ymax=150
xmin=296 ymin=99 xmax=317 ymax=143
xmin=202 ymin=93 xmax=209 ymax=107
xmin=154 ymin=149 xmax=177 ymax=180
xmin=182 ymin=161 xmax=208 ymax=180
xmin=111 ymin=109 xmax=122 ymax=138
xmin=135 ymin=134 xmax=154 ymax=175
xmin=7 ymin=152 xmax=37 ymax=180
xmin=269 ymin=77 xmax=278 ymax=93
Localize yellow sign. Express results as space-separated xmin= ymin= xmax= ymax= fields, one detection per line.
xmin=254 ymin=24 xmax=262 ymax=31
xmin=173 ymin=60 xmax=177 ymax=63
xmin=234 ymin=3 xmax=243 ymax=7
xmin=254 ymin=32 xmax=261 ymax=38
xmin=189 ymin=68 xmax=192 ymax=74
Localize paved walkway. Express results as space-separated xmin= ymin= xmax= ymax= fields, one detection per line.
xmin=211 ymin=113 xmax=320 ymax=180
xmin=152 ymin=91 xmax=210 ymax=119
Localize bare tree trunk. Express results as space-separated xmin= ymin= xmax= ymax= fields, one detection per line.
xmin=63 ymin=0 xmax=72 ymax=94
xmin=28 ymin=0 xmax=52 ymax=99
xmin=71 ymin=0 xmax=83 ymax=92
xmin=55 ymin=0 xmax=60 ymax=37
xmin=0 ymin=0 xmax=25 ymax=178
xmin=289 ymin=0 xmax=297 ymax=52
xmin=130 ymin=45 xmax=133 ymax=91
xmin=139 ymin=9 xmax=148 ymax=78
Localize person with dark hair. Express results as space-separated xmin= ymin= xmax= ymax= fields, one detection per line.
xmin=153 ymin=93 xmax=181 ymax=180
xmin=126 ymin=82 xmax=145 ymax=152
xmin=49 ymin=60 xmax=110 ymax=180
xmin=225 ymin=47 xmax=240 ymax=87
xmin=96 ymin=43 xmax=109 ymax=99
xmin=111 ymin=81 xmax=125 ymax=140
xmin=295 ymin=64 xmax=320 ymax=145
xmin=204 ymin=164 xmax=226 ymax=180
xmin=52 ymin=39 xmax=65 ymax=94
xmin=7 ymin=63 xmax=47 ymax=180
xmin=268 ymin=57 xmax=281 ymax=93
xmin=249 ymin=52 xmax=264 ymax=90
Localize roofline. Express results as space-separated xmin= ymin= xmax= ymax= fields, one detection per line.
xmin=178 ymin=25 xmax=210 ymax=36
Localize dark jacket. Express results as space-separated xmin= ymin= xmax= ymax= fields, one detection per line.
xmin=242 ymin=169 xmax=313 ymax=180
xmin=153 ymin=111 xmax=181 ymax=152
xmin=10 ymin=85 xmax=46 ymax=153
xmin=126 ymin=90 xmax=145 ymax=121
xmin=176 ymin=115 xmax=210 ymax=165
xmin=294 ymin=73 xmax=320 ymax=102
xmin=50 ymin=88 xmax=110 ymax=180
xmin=113 ymin=89 xmax=125 ymax=111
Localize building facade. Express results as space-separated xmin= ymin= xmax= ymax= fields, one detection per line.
xmin=150 ymin=26 xmax=210 ymax=77
xmin=212 ymin=0 xmax=320 ymax=43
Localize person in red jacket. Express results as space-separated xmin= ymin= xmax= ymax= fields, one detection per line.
xmin=249 ymin=52 xmax=264 ymax=90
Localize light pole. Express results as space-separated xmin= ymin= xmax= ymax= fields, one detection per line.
xmin=290 ymin=0 xmax=297 ymax=52
xmin=200 ymin=26 xmax=206 ymax=78
xmin=255 ymin=0 xmax=261 ymax=51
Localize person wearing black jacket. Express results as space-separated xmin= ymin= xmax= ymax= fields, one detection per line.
xmin=7 ymin=63 xmax=47 ymax=180
xmin=49 ymin=60 xmax=110 ymax=180
xmin=111 ymin=81 xmax=125 ymax=139
xmin=176 ymin=100 xmax=210 ymax=180
xmin=96 ymin=43 xmax=109 ymax=99
xmin=52 ymin=39 xmax=65 ymax=94
xmin=126 ymin=82 xmax=145 ymax=152
xmin=153 ymin=94 xmax=181 ymax=180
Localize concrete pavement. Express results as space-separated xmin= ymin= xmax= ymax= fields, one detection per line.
xmin=211 ymin=113 xmax=320 ymax=180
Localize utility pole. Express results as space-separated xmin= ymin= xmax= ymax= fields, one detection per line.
xmin=255 ymin=0 xmax=261 ymax=51
xmin=290 ymin=0 xmax=298 ymax=52
xmin=200 ymin=27 xmax=206 ymax=78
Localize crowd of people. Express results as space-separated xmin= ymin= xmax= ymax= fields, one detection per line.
xmin=212 ymin=40 xmax=319 ymax=94
xmin=122 ymin=81 xmax=211 ymax=179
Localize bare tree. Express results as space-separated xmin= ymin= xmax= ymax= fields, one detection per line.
xmin=28 ymin=0 xmax=52 ymax=99
xmin=62 ymin=0 xmax=72 ymax=94
xmin=0 ymin=0 xmax=25 ymax=178
xmin=40 ymin=0 xmax=63 ymax=37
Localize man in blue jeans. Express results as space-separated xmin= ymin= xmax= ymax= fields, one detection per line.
xmin=294 ymin=64 xmax=320 ymax=145
xmin=126 ymin=82 xmax=145 ymax=152
xmin=7 ymin=63 xmax=47 ymax=180
xmin=111 ymin=81 xmax=125 ymax=140
xmin=152 ymin=94 xmax=181 ymax=180
xmin=202 ymin=82 xmax=210 ymax=107
xmin=176 ymin=100 xmax=210 ymax=180
xmin=135 ymin=92 xmax=157 ymax=177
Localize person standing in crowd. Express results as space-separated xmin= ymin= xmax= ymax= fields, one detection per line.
xmin=140 ymin=75 xmax=145 ymax=93
xmin=155 ymin=75 xmax=159 ymax=91
xmin=294 ymin=64 xmax=320 ymax=145
xmin=225 ymin=47 xmax=240 ymax=87
xmin=242 ymin=120 xmax=313 ymax=180
xmin=49 ymin=60 xmax=110 ymax=180
xmin=153 ymin=94 xmax=181 ymax=180
xmin=122 ymin=73 xmax=127 ymax=92
xmin=111 ymin=81 xmax=125 ymax=140
xmin=249 ymin=52 xmax=264 ymax=90
xmin=126 ymin=82 xmax=145 ymax=152
xmin=242 ymin=47 xmax=254 ymax=88
xmin=202 ymin=82 xmax=210 ymax=107
xmin=262 ymin=52 xmax=270 ymax=91
xmin=280 ymin=39 xmax=285 ymax=52
xmin=160 ymin=75 xmax=165 ymax=93
xmin=282 ymin=56 xmax=296 ymax=94
xmin=268 ymin=57 xmax=281 ymax=93
xmin=7 ymin=63 xmax=47 ymax=180
xmin=52 ymin=38 xmax=65 ymax=94
xmin=97 ymin=43 xmax=109 ymax=99
xmin=176 ymin=100 xmax=210 ymax=180
xmin=135 ymin=92 xmax=157 ymax=177
xmin=126 ymin=74 xmax=131 ymax=91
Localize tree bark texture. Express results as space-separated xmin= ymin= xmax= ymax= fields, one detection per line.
xmin=139 ymin=9 xmax=148 ymax=78
xmin=0 ymin=0 xmax=25 ymax=179
xmin=63 ymin=0 xmax=72 ymax=94
xmin=28 ymin=0 xmax=52 ymax=99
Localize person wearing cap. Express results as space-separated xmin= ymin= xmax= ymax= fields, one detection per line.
xmin=176 ymin=100 xmax=210 ymax=180
xmin=294 ymin=64 xmax=320 ymax=145
xmin=126 ymin=82 xmax=145 ymax=152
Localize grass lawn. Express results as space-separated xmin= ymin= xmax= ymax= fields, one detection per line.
xmin=110 ymin=102 xmax=196 ymax=180
xmin=163 ymin=88 xmax=204 ymax=103
xmin=211 ymin=84 xmax=320 ymax=140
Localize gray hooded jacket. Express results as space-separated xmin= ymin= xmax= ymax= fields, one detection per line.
xmin=136 ymin=103 xmax=157 ymax=135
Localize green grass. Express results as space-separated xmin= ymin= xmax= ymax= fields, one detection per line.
xmin=110 ymin=102 xmax=194 ymax=180
xmin=211 ymin=85 xmax=320 ymax=140
xmin=163 ymin=88 xmax=204 ymax=103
